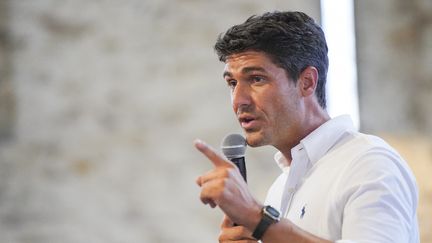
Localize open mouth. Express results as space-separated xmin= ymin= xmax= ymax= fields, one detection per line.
xmin=239 ymin=116 xmax=257 ymax=129
xmin=241 ymin=118 xmax=254 ymax=124
xmin=239 ymin=115 xmax=254 ymax=123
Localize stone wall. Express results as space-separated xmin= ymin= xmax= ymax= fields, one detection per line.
xmin=0 ymin=0 xmax=14 ymax=142
xmin=356 ymin=0 xmax=432 ymax=134
xmin=0 ymin=1 xmax=320 ymax=243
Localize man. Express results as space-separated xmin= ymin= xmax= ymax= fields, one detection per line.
xmin=195 ymin=11 xmax=419 ymax=243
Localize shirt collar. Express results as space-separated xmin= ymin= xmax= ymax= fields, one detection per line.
xmin=275 ymin=115 xmax=356 ymax=171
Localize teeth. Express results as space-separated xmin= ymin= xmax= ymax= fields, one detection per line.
xmin=239 ymin=117 xmax=254 ymax=123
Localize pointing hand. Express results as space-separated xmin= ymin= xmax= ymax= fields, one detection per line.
xmin=194 ymin=139 xmax=262 ymax=230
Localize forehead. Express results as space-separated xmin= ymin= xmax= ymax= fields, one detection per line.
xmin=223 ymin=51 xmax=280 ymax=75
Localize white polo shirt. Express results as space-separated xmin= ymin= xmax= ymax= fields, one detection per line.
xmin=264 ymin=115 xmax=419 ymax=243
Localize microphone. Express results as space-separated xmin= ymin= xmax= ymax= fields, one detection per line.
xmin=221 ymin=133 xmax=247 ymax=182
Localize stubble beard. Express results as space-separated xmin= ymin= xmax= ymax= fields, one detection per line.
xmin=244 ymin=129 xmax=271 ymax=148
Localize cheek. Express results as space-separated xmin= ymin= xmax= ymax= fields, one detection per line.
xmin=255 ymin=86 xmax=297 ymax=119
xmin=270 ymin=94 xmax=299 ymax=123
xmin=265 ymin=92 xmax=290 ymax=113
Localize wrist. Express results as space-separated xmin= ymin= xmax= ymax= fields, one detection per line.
xmin=251 ymin=205 xmax=281 ymax=240
xmin=245 ymin=203 xmax=263 ymax=231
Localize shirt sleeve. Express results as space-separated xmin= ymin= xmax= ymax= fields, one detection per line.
xmin=335 ymin=149 xmax=419 ymax=243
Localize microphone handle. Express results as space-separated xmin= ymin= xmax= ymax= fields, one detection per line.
xmin=230 ymin=157 xmax=247 ymax=182
xmin=229 ymin=157 xmax=247 ymax=227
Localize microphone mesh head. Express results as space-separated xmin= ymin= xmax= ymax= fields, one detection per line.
xmin=221 ymin=133 xmax=247 ymax=159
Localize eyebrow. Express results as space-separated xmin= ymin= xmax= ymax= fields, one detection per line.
xmin=223 ymin=66 xmax=267 ymax=78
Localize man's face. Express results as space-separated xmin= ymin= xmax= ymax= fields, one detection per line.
xmin=223 ymin=51 xmax=304 ymax=149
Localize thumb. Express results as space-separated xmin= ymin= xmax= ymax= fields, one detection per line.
xmin=194 ymin=139 xmax=234 ymax=168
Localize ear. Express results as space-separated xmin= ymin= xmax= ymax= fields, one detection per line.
xmin=298 ymin=66 xmax=318 ymax=97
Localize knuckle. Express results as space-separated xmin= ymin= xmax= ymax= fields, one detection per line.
xmin=199 ymin=191 xmax=208 ymax=202
xmin=218 ymin=230 xmax=228 ymax=242
xmin=195 ymin=176 xmax=202 ymax=186
xmin=226 ymin=167 xmax=239 ymax=178
xmin=220 ymin=168 xmax=230 ymax=178
xmin=238 ymin=226 xmax=249 ymax=236
xmin=217 ymin=178 xmax=229 ymax=190
xmin=227 ymin=167 xmax=237 ymax=175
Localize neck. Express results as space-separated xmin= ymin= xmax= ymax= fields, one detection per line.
xmin=278 ymin=107 xmax=330 ymax=166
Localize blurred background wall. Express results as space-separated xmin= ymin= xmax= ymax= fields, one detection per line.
xmin=0 ymin=0 xmax=430 ymax=242
xmin=356 ymin=1 xmax=432 ymax=241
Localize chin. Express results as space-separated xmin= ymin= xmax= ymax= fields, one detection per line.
xmin=245 ymin=131 xmax=268 ymax=147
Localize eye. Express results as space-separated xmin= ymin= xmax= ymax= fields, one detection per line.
xmin=226 ymin=79 xmax=237 ymax=88
xmin=251 ymin=76 xmax=265 ymax=83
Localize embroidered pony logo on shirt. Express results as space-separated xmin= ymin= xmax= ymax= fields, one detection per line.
xmin=300 ymin=204 xmax=306 ymax=219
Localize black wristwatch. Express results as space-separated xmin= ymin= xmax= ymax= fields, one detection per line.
xmin=252 ymin=205 xmax=281 ymax=240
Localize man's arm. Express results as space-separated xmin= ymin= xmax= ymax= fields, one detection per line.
xmin=261 ymin=218 xmax=332 ymax=243
xmin=334 ymin=151 xmax=418 ymax=243
xmin=194 ymin=139 xmax=332 ymax=243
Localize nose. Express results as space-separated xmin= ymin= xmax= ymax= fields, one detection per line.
xmin=231 ymin=82 xmax=252 ymax=113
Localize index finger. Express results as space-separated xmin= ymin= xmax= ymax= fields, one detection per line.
xmin=194 ymin=139 xmax=233 ymax=168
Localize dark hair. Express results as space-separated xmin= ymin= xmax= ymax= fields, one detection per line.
xmin=214 ymin=11 xmax=329 ymax=109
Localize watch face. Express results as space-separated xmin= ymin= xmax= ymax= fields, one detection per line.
xmin=265 ymin=206 xmax=280 ymax=218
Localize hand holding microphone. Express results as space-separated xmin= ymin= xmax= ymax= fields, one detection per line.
xmin=194 ymin=134 xmax=262 ymax=232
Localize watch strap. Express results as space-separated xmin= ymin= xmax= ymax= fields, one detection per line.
xmin=252 ymin=206 xmax=280 ymax=240
xmin=252 ymin=213 xmax=274 ymax=240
